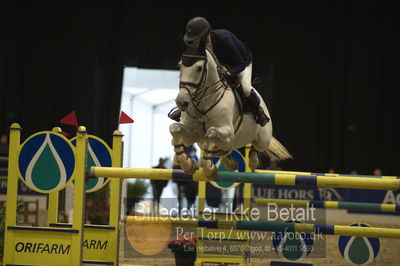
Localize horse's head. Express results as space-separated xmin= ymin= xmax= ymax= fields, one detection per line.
xmin=176 ymin=43 xmax=219 ymax=113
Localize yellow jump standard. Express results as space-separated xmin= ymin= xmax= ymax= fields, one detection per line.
xmin=3 ymin=124 xmax=88 ymax=266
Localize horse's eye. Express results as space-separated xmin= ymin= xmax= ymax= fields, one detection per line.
xmin=197 ymin=66 xmax=202 ymax=72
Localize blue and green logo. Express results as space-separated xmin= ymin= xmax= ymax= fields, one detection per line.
xmin=338 ymin=223 xmax=380 ymax=265
xmin=272 ymin=220 xmax=314 ymax=261
xmin=18 ymin=132 xmax=75 ymax=193
xmin=211 ymin=150 xmax=246 ymax=190
xmin=71 ymin=135 xmax=111 ymax=192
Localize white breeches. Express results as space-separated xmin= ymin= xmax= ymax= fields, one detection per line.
xmin=237 ymin=63 xmax=254 ymax=97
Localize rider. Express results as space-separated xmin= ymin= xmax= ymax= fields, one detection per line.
xmin=169 ymin=16 xmax=270 ymax=126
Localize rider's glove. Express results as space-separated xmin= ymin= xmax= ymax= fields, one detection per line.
xmin=218 ymin=68 xmax=232 ymax=82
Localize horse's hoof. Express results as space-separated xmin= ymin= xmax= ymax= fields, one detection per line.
xmin=249 ymin=151 xmax=259 ymax=170
xmin=249 ymin=161 xmax=258 ymax=171
xmin=199 ymin=157 xmax=204 ymax=168
xmin=231 ymin=159 xmax=238 ymax=171
xmin=184 ymin=167 xmax=197 ymax=175
xmin=181 ymin=157 xmax=197 ymax=174
xmin=183 ymin=160 xmax=197 ymax=175
xmin=177 ymin=153 xmax=186 ymax=162
xmin=173 ymin=155 xmax=180 ymax=165
xmin=189 ymin=160 xmax=198 ymax=174
xmin=181 ymin=161 xmax=191 ymax=172
xmin=223 ymin=157 xmax=238 ymax=171
xmin=203 ymin=163 xmax=217 ymax=179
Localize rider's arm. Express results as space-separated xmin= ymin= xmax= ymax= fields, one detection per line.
xmin=212 ymin=30 xmax=253 ymax=77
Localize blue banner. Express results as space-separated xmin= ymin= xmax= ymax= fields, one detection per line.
xmin=252 ymin=184 xmax=346 ymax=201
xmin=347 ymin=188 xmax=400 ymax=215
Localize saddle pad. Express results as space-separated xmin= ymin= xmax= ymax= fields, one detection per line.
xmin=231 ymin=82 xmax=251 ymax=114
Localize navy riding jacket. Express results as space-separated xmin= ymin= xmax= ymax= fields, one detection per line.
xmin=210 ymin=29 xmax=253 ymax=77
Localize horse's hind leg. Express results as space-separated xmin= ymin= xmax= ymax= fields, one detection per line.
xmin=169 ymin=123 xmax=197 ymax=174
xmin=248 ymin=146 xmax=259 ymax=170
xmin=249 ymin=126 xmax=272 ymax=170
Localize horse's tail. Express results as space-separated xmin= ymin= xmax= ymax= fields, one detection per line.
xmin=265 ymin=137 xmax=292 ymax=161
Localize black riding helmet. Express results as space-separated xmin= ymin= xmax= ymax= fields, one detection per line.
xmin=184 ymin=17 xmax=211 ymax=43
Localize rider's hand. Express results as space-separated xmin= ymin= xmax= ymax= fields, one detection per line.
xmin=218 ymin=68 xmax=232 ymax=81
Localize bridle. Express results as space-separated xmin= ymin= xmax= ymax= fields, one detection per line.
xmin=179 ymin=51 xmax=228 ymax=120
xmin=177 ymin=48 xmax=245 ymax=157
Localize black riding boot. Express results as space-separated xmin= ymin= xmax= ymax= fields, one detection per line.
xmin=168 ymin=107 xmax=182 ymax=122
xmin=246 ymin=89 xmax=270 ymax=126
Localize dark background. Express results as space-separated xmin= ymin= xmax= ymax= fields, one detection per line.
xmin=1 ymin=0 xmax=399 ymax=175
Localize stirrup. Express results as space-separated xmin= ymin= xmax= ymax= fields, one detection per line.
xmin=168 ymin=107 xmax=181 ymax=122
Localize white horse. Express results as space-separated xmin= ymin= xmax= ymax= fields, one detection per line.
xmin=170 ymin=43 xmax=291 ymax=178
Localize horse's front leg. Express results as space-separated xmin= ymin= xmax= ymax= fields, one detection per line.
xmin=169 ymin=122 xmax=197 ymax=174
xmin=201 ymin=125 xmax=234 ymax=178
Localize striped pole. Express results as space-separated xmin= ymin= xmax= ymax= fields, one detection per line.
xmin=255 ymin=169 xmax=399 ymax=179
xmin=254 ymin=198 xmax=400 ymax=213
xmin=90 ymin=167 xmax=400 ymax=191
xmin=124 ymin=216 xmax=400 ymax=239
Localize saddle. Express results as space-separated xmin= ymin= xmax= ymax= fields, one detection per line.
xmin=225 ymin=77 xmax=251 ymax=115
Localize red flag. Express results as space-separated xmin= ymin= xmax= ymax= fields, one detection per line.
xmin=60 ymin=111 xmax=78 ymax=127
xmin=119 ymin=111 xmax=134 ymax=124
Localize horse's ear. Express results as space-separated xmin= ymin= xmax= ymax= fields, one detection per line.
xmin=178 ymin=35 xmax=187 ymax=52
